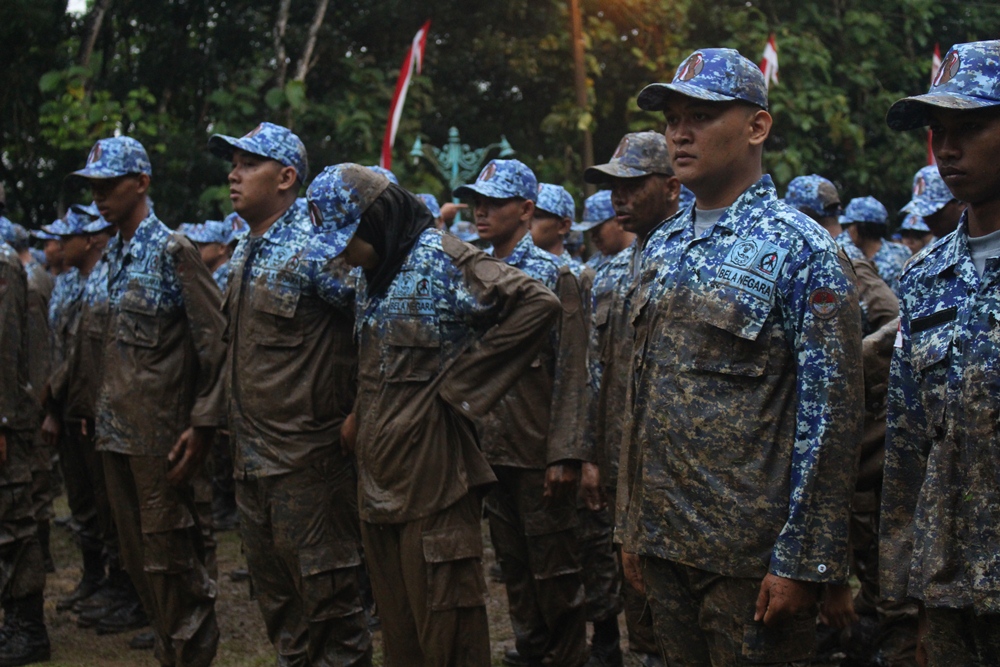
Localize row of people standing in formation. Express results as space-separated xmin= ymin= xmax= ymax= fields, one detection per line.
xmin=0 ymin=38 xmax=995 ymax=667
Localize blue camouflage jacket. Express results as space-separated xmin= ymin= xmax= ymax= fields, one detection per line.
xmin=212 ymin=260 xmax=231 ymax=293
xmin=871 ymin=240 xmax=912 ymax=296
xmin=881 ymin=213 xmax=1000 ymax=613
xmin=97 ymin=214 xmax=227 ymax=455
xmin=619 ymin=176 xmax=864 ymax=583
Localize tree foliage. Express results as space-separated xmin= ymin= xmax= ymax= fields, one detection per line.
xmin=1 ymin=0 xmax=997 ymax=227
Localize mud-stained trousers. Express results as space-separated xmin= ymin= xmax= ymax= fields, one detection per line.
xmin=58 ymin=421 xmax=105 ymax=553
xmin=616 ymin=544 xmax=659 ymax=655
xmin=487 ymin=466 xmax=588 ymax=667
xmin=362 ymin=492 xmax=490 ymax=667
xmin=236 ymin=448 xmax=371 ymax=667
xmin=1 ymin=436 xmax=45 ymax=605
xmin=103 ymin=452 xmax=218 ymax=667
xmin=641 ymin=556 xmax=816 ymax=667
xmin=28 ymin=431 xmax=54 ymax=525
xmin=577 ymin=500 xmax=622 ymax=624
xmin=922 ymin=608 xmax=1000 ymax=667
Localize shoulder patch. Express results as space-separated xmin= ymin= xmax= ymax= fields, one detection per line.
xmin=809 ymin=287 xmax=841 ymax=319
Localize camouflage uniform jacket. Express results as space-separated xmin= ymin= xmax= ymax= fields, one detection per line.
xmin=52 ymin=260 xmax=110 ymax=421
xmin=477 ymin=233 xmax=589 ymax=468
xmin=586 ymin=242 xmax=635 ymax=489
xmin=225 ymin=203 xmax=356 ymax=479
xmin=0 ymin=242 xmax=37 ymax=485
xmin=881 ymin=214 xmax=1000 ymax=613
xmin=619 ymin=176 xmax=864 ymax=583
xmin=212 ymin=260 xmax=230 ymax=293
xmin=24 ymin=259 xmax=53 ymax=406
xmin=871 ymin=240 xmax=912 ymax=296
xmin=354 ymin=229 xmax=561 ymax=523
xmin=836 ymin=231 xmax=865 ymax=262
xmin=96 ymin=214 xmax=227 ymax=455
xmin=47 ymin=267 xmax=84 ymax=375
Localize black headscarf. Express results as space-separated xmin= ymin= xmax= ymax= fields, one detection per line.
xmin=354 ymin=182 xmax=435 ymax=299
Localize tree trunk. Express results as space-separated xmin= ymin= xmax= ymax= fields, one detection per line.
xmin=274 ymin=0 xmax=292 ymax=89
xmin=293 ymin=0 xmax=329 ymax=82
xmin=77 ymin=0 xmax=113 ymax=68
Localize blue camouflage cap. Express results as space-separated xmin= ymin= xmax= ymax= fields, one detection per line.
xmin=223 ymin=211 xmax=249 ymax=244
xmin=56 ymin=207 xmax=111 ymax=235
xmin=784 ymin=175 xmax=841 ymax=214
xmin=70 ymin=201 xmax=101 ymax=219
xmin=584 ymin=131 xmax=672 ymax=184
xmin=574 ymin=190 xmax=615 ymax=232
xmin=678 ymin=185 xmax=695 ymax=210
xmin=535 ymin=184 xmax=576 ymax=221
xmin=638 ymin=48 xmax=768 ymax=112
xmin=71 ymin=136 xmax=152 ymax=180
xmin=888 ymin=41 xmax=1000 ymax=131
xmin=182 ymin=221 xmax=230 ymax=245
xmin=367 ymin=165 xmax=399 ymax=185
xmin=840 ymin=196 xmax=888 ymax=225
xmin=0 ymin=216 xmax=20 ymax=245
xmin=453 ymin=159 xmax=538 ymax=202
xmin=416 ymin=193 xmax=441 ymax=218
xmin=30 ymin=227 xmax=59 ymax=241
xmin=901 ymin=166 xmax=954 ymax=216
xmin=41 ymin=218 xmax=70 ymax=236
xmin=899 ymin=213 xmax=932 ymax=233
xmin=209 ymin=122 xmax=309 ymax=183
xmin=306 ymin=163 xmax=390 ymax=257
xmin=449 ymin=221 xmax=479 ymax=243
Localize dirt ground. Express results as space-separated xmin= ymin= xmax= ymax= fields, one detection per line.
xmin=41 ymin=496 xmax=522 ymax=667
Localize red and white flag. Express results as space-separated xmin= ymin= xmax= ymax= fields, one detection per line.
xmin=928 ymin=43 xmax=941 ymax=165
xmin=380 ymin=20 xmax=431 ymax=171
xmin=760 ymin=34 xmax=779 ymax=90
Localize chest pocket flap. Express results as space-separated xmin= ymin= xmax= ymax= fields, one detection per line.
xmin=117 ymin=290 xmax=160 ymax=348
xmin=911 ymin=327 xmax=951 ymax=373
xmin=250 ymin=281 xmax=302 ymax=347
xmin=383 ymin=317 xmax=441 ymax=382
xmin=687 ymin=289 xmax=772 ymax=376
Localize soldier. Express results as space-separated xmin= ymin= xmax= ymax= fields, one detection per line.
xmin=69 ymin=135 xmax=225 ymax=667
xmin=898 ymin=214 xmax=934 ymax=256
xmin=785 ymin=174 xmax=917 ymax=665
xmin=619 ymin=48 xmax=864 ymax=665
xmin=881 ymin=39 xmax=1000 ymax=665
xmin=454 ymin=159 xmax=590 ymax=667
xmin=582 ymin=130 xmax=681 ymax=667
xmin=531 ymin=184 xmax=584 ymax=272
xmin=0 ymin=236 xmax=49 ymax=666
xmin=208 ymin=123 xmax=371 ymax=666
xmin=900 ymin=165 xmax=965 ymax=238
xmin=308 ymin=163 xmax=560 ymax=666
xmin=842 ymin=196 xmax=912 ymax=294
xmin=180 ymin=221 xmax=231 ymax=293
xmin=576 ymin=191 xmax=633 ymax=270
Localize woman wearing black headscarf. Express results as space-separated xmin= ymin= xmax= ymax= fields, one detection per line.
xmin=306 ymin=163 xmax=561 ymax=666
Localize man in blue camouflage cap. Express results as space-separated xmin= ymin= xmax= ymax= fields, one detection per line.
xmin=180 ymin=221 xmax=231 ymax=292
xmin=900 ymin=165 xmax=965 ymax=238
xmin=574 ymin=190 xmax=624 ymax=271
xmin=211 ymin=128 xmax=372 ymax=666
xmin=842 ymin=196 xmax=911 ymax=295
xmin=898 ymin=213 xmax=934 ymax=256
xmin=455 ymin=159 xmax=591 ymax=667
xmin=881 ymin=40 xmax=1000 ymax=666
xmin=70 ymin=135 xmax=226 ymax=667
xmin=416 ymin=192 xmax=443 ymax=229
xmin=618 ymin=47 xmax=864 ymax=665
xmin=531 ymin=183 xmax=589 ymax=278
xmin=584 ymin=130 xmax=684 ymax=667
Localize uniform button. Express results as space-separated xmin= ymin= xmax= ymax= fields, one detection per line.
xmin=817 ymin=564 xmax=827 ymax=574
xmin=461 ymin=401 xmax=470 ymax=411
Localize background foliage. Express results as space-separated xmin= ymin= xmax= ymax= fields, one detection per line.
xmin=2 ymin=0 xmax=997 ymax=228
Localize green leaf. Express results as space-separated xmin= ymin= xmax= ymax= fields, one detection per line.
xmin=264 ymin=87 xmax=286 ymax=110
xmin=285 ymin=80 xmax=307 ymax=110
xmin=38 ymin=71 xmax=63 ymax=93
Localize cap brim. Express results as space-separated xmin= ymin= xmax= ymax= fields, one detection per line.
xmin=901 ymin=197 xmax=948 ymax=217
xmin=67 ymin=166 xmax=123 ymax=181
xmin=30 ymin=230 xmax=59 ymax=240
xmin=208 ymin=134 xmax=244 ymax=160
xmin=583 ymin=163 xmax=653 ymax=184
xmin=886 ymin=93 xmax=1000 ymax=131
xmin=453 ymin=182 xmax=524 ymax=201
xmin=637 ymin=82 xmax=738 ymax=111
xmin=306 ymin=224 xmax=359 ymax=261
xmin=572 ymin=219 xmax=609 ymax=232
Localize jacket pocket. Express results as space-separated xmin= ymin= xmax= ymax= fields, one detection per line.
xmin=250 ymin=286 xmax=303 ymax=347
xmin=911 ymin=327 xmax=951 ymax=435
xmin=422 ymin=524 xmax=486 ymax=611
xmin=384 ymin=318 xmax=441 ymax=382
xmin=117 ymin=291 xmax=160 ymax=348
xmin=687 ymin=292 xmax=772 ymax=377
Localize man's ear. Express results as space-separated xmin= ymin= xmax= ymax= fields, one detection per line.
xmin=520 ymin=199 xmax=535 ymax=224
xmin=663 ymin=175 xmax=681 ymax=204
xmin=558 ymin=216 xmax=573 ymax=236
xmin=135 ymin=173 xmax=151 ymax=196
xmin=277 ymin=165 xmax=300 ymax=193
xmin=748 ymin=109 xmax=773 ymax=147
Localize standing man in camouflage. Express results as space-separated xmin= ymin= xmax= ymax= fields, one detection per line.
xmin=582 ymin=131 xmax=680 ymax=667
xmin=619 ymin=48 xmax=864 ymax=665
xmin=881 ymin=40 xmax=1000 ymax=665
xmin=901 ymin=165 xmax=965 ymax=239
xmin=209 ymin=123 xmax=371 ymax=666
xmin=0 ymin=236 xmax=49 ymax=666
xmin=455 ymin=159 xmax=590 ymax=667
xmin=71 ymin=136 xmax=225 ymax=667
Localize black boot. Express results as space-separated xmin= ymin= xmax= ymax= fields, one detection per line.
xmin=0 ymin=594 xmax=51 ymax=666
xmin=586 ymin=615 xmax=624 ymax=667
xmin=57 ymin=548 xmax=105 ymax=612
